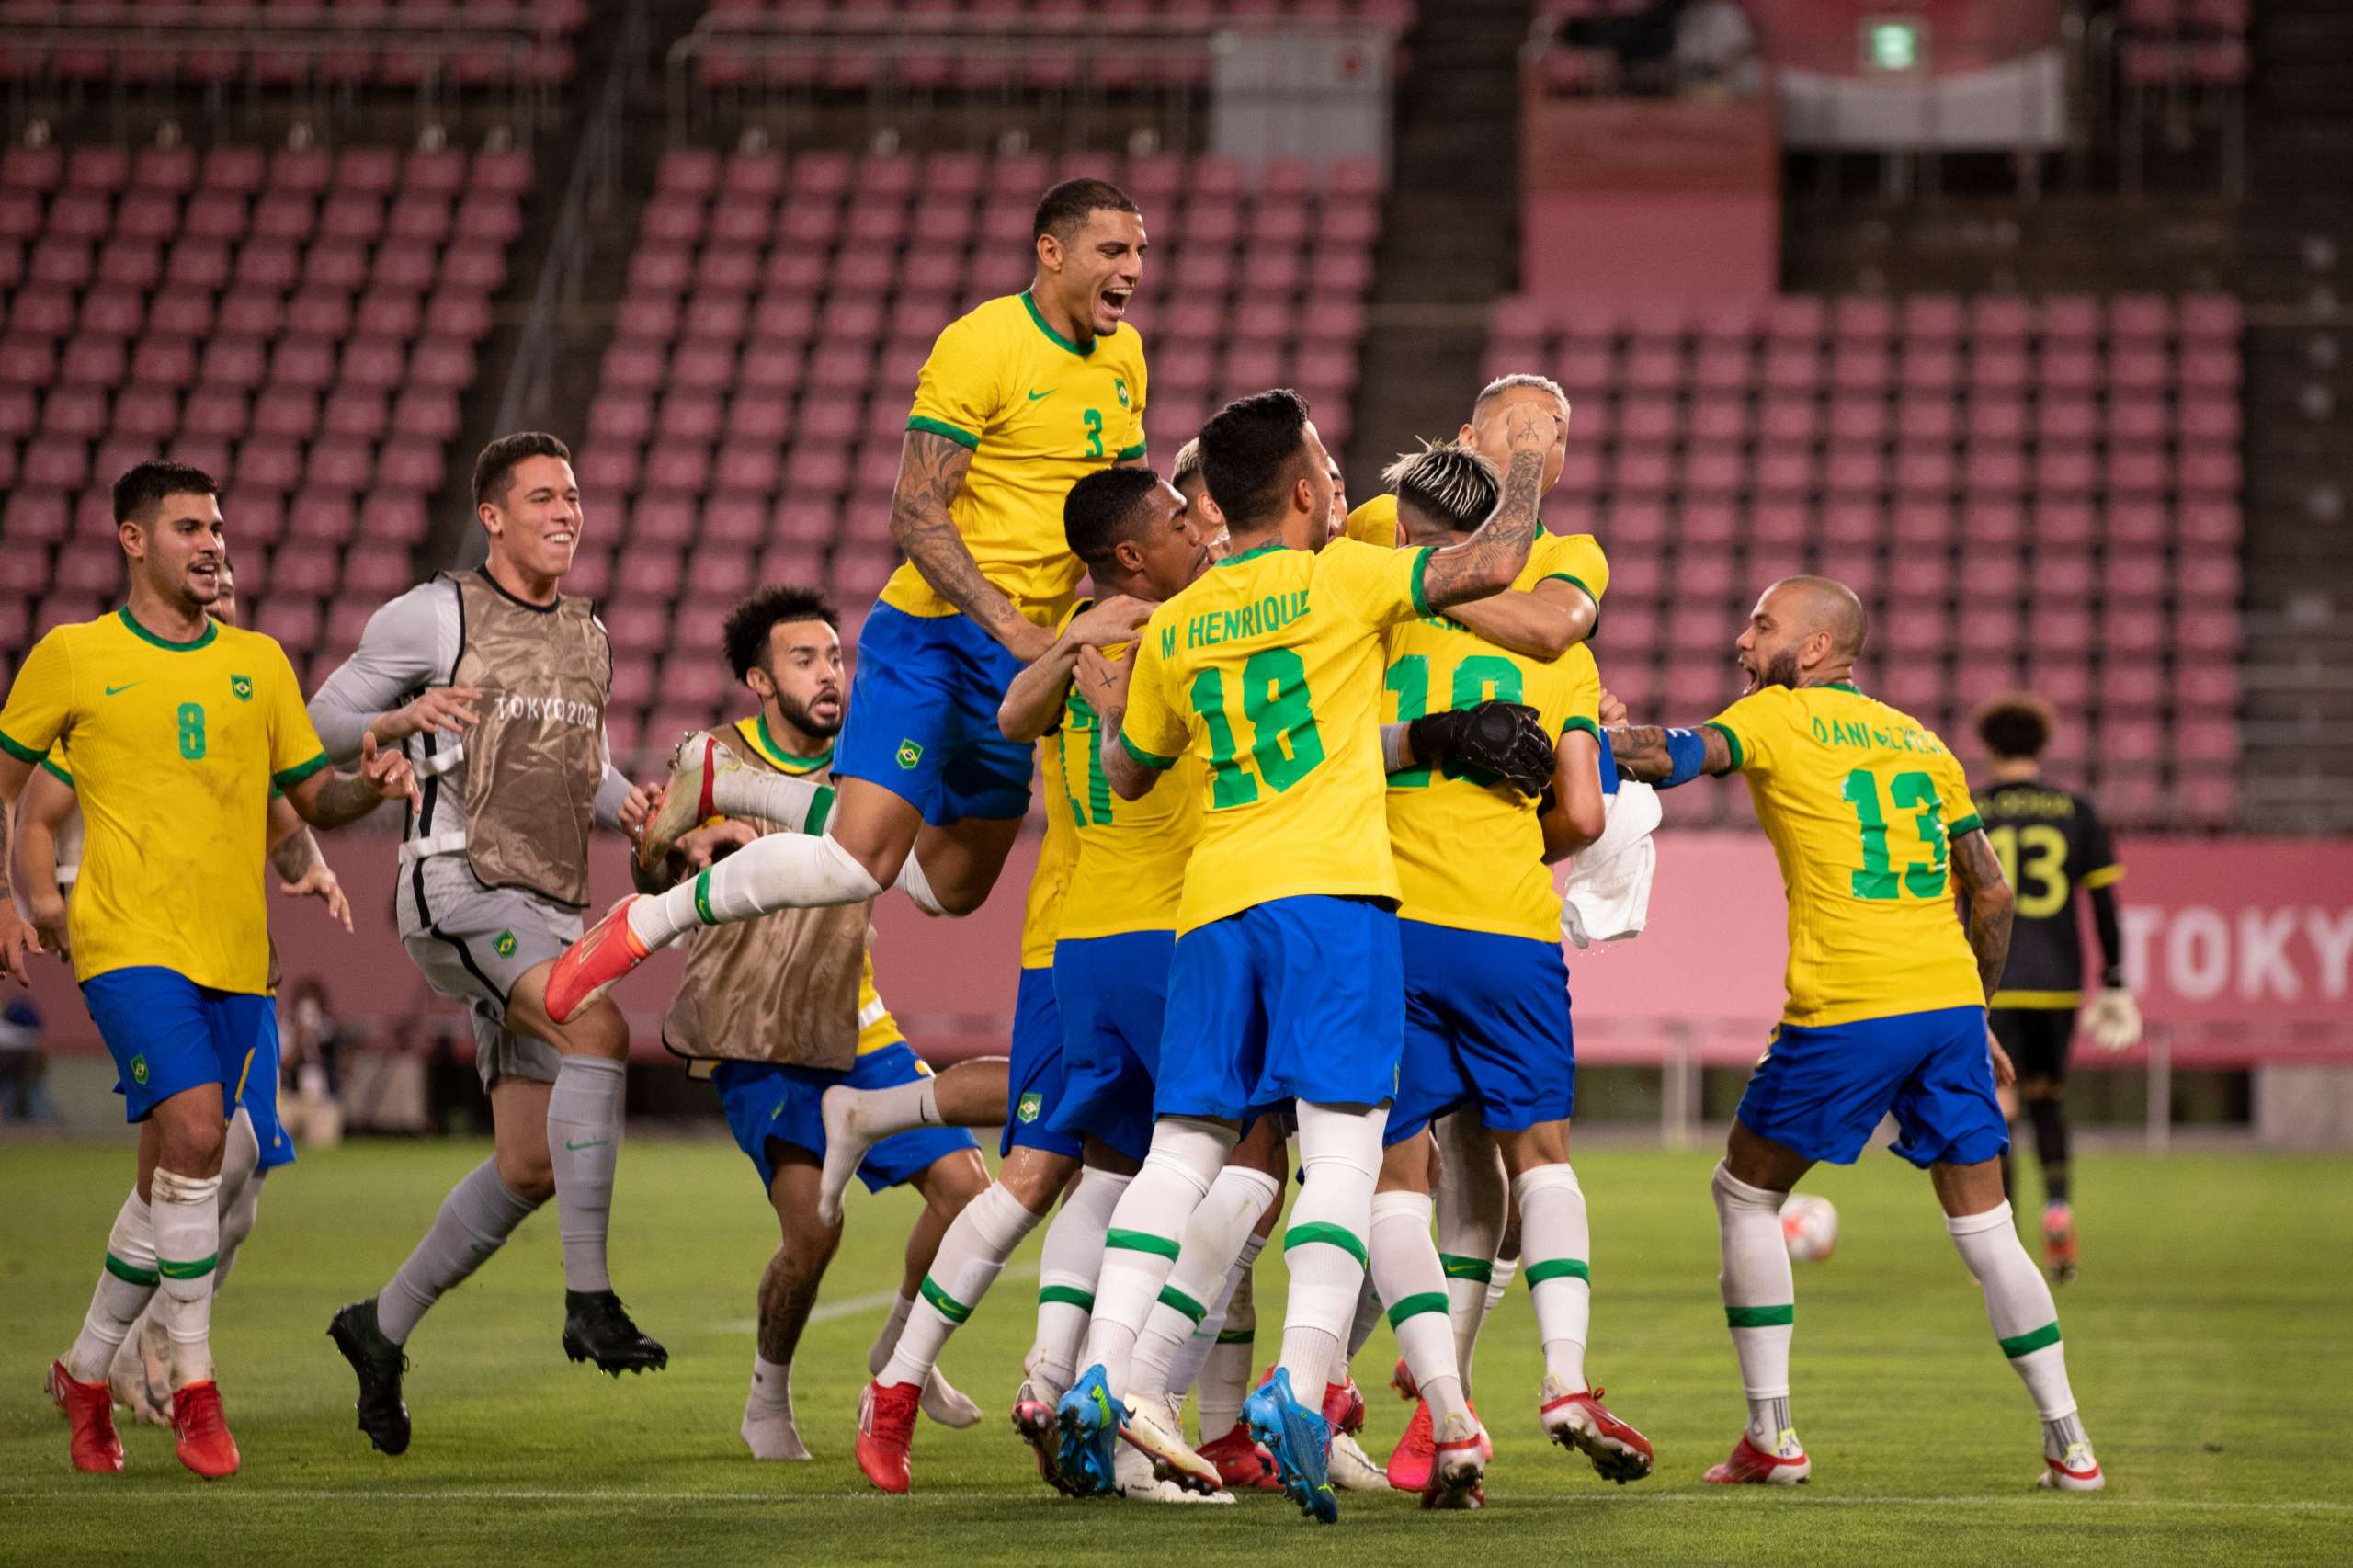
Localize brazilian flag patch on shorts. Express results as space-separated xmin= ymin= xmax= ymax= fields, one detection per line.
xmin=896 ymin=739 xmax=924 ymax=770
xmin=131 ymin=1054 xmax=149 ymax=1085
xmin=494 ymin=929 xmax=517 ymax=958
xmin=1017 ymin=1092 xmax=1042 ymax=1124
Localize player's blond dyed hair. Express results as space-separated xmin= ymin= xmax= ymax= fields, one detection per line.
xmin=1171 ymin=436 xmax=1202 ymax=486
xmin=1382 ymin=439 xmax=1500 ymax=532
xmin=1473 ymin=373 xmax=1569 ymax=416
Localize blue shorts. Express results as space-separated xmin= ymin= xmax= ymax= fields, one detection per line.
xmin=713 ymin=1042 xmax=979 ymax=1197
xmin=83 ymin=968 xmax=292 ymax=1168
xmin=1387 ymin=922 xmax=1574 ymax=1147
xmin=1051 ymin=929 xmax=1174 ymax=1164
xmin=833 ymin=602 xmax=1034 ymax=825
xmin=1737 ymin=1005 xmax=2008 ymax=1170
xmin=1004 ymin=964 xmax=1079 ymax=1160
xmin=1156 ymin=896 xmax=1404 ymax=1121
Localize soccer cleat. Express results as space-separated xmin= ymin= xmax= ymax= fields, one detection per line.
xmin=1013 ymin=1380 xmax=1088 ymax=1497
xmin=1322 ymin=1376 xmax=1366 ymax=1435
xmin=1420 ymin=1410 xmax=1487 ymax=1511
xmin=636 ymin=731 xmax=730 ymax=869
xmin=1054 ymin=1364 xmax=1128 ymax=1497
xmin=854 ymin=1379 xmax=920 ymax=1494
xmin=326 ymin=1299 xmax=412 ymax=1456
xmin=1329 ymin=1429 xmax=1389 ymax=1492
xmin=1119 ymin=1392 xmax=1224 ymax=1495
xmin=1704 ymin=1429 xmax=1812 ymax=1485
xmin=1114 ymin=1433 xmax=1235 ymax=1504
xmin=544 ymin=897 xmax=652 ymax=1024
xmin=1244 ymin=1367 xmax=1338 ymax=1524
xmin=2038 ymin=1441 xmax=2105 ymax=1491
xmin=1199 ymin=1423 xmax=1280 ymax=1491
xmin=2043 ymin=1203 xmax=2079 ymax=1285
xmin=560 ymin=1290 xmax=668 ymax=1375
xmin=1386 ymin=1397 xmax=1435 ymax=1492
xmin=1540 ymin=1378 xmax=1654 ymax=1483
xmin=108 ymin=1313 xmax=174 ymax=1427
xmin=169 ymin=1381 xmax=240 ymax=1479
xmin=814 ymin=1085 xmax=876 ymax=1230
xmin=49 ymin=1360 xmax=125 ymax=1473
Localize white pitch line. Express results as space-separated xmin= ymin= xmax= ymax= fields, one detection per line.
xmin=703 ymin=1263 xmax=1040 ymax=1336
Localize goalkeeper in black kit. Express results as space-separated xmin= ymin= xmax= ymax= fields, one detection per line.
xmin=1971 ymin=694 xmax=2139 ymax=1285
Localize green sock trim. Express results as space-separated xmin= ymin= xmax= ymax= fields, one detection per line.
xmin=917 ymin=1275 xmax=972 ymax=1324
xmin=157 ymin=1254 xmax=217 ymax=1281
xmin=1215 ymin=1326 xmax=1256 ymax=1345
xmin=1282 ymin=1221 xmax=1368 ymax=1266
xmin=1726 ymin=1303 xmax=1794 ymax=1329
xmin=104 ymin=1252 xmax=160 ymax=1288
xmin=1105 ymin=1228 xmax=1181 ymax=1259
xmin=1038 ymin=1284 xmax=1095 ymax=1311
xmin=1156 ymin=1285 xmax=1209 ymax=1324
xmin=1385 ymin=1290 xmax=1449 ymax=1328
xmin=1438 ymin=1253 xmax=1494 ymax=1283
xmin=692 ymin=867 xmax=716 ymax=926
xmin=2000 ymin=1321 xmax=2063 ymax=1358
xmin=1525 ymin=1257 xmax=1590 ymax=1288
xmin=805 ymin=785 xmax=835 ymax=837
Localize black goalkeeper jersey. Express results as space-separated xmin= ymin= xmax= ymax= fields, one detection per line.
xmin=1969 ymin=779 xmax=2122 ymax=1008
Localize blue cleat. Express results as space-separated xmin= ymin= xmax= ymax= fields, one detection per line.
xmin=1053 ymin=1364 xmax=1127 ymax=1496
xmin=1244 ymin=1368 xmax=1338 ymax=1524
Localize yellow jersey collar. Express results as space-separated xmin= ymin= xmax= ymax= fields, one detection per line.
xmin=1020 ymin=290 xmax=1099 ymax=358
xmin=116 ymin=606 xmax=217 ymax=652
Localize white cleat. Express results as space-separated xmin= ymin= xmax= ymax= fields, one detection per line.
xmin=1328 ymin=1428 xmax=1389 ymax=1492
xmin=1421 ymin=1410 xmax=1487 ymax=1511
xmin=636 ymin=731 xmax=734 ymax=869
xmin=107 ymin=1312 xmax=173 ymax=1426
xmin=2038 ymin=1441 xmax=2105 ymax=1491
xmin=1120 ymin=1392 xmax=1225 ymax=1496
xmin=921 ymin=1369 xmax=983 ymax=1429
xmin=815 ymin=1085 xmax=878 ymax=1229
xmin=1115 ymin=1428 xmax=1234 ymax=1504
xmin=741 ymin=1405 xmax=813 ymax=1461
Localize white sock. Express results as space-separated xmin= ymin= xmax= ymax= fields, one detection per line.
xmin=545 ymin=1055 xmax=627 ymax=1293
xmin=1369 ymin=1189 xmax=1464 ymax=1423
xmin=1277 ymin=1102 xmax=1382 ymax=1392
xmin=710 ymin=768 xmax=830 ymax=833
xmin=1194 ymin=1246 xmax=1262 ymax=1437
xmin=1346 ymin=1273 xmax=1384 ymax=1359
xmin=628 ymin=830 xmax=884 ymax=949
xmin=1434 ymin=1112 xmax=1506 ymax=1398
xmin=881 ymin=1184 xmax=1044 ymax=1388
xmin=847 ymin=1076 xmax=942 ymax=1142
xmin=1128 ymin=1165 xmax=1281 ymax=1403
xmin=742 ymin=1352 xmax=809 ymax=1460
xmin=1514 ymin=1164 xmax=1592 ymax=1392
xmin=150 ymin=1168 xmax=222 ymax=1389
xmin=1030 ymin=1166 xmax=1131 ymax=1394
xmin=870 ymin=1291 xmax=916 ymax=1375
xmin=66 ymin=1188 xmax=158 ymax=1382
xmin=1171 ymin=1230 xmax=1264 ymax=1407
xmin=1484 ymin=1256 xmax=1516 ymax=1319
xmin=1713 ymin=1163 xmax=1797 ymax=1449
xmin=214 ymin=1109 xmax=263 ymax=1290
xmin=1078 ymin=1119 xmax=1233 ymax=1394
xmin=1948 ymin=1201 xmax=2083 ymax=1431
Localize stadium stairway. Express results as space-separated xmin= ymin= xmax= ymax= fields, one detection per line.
xmin=1345 ymin=0 xmax=1524 ymax=485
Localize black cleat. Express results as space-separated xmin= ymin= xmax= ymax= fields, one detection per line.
xmin=561 ymin=1290 xmax=668 ymax=1375
xmin=327 ymin=1299 xmax=412 ymax=1456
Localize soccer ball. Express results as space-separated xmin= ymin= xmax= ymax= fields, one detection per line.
xmin=1779 ymin=1194 xmax=1839 ymax=1262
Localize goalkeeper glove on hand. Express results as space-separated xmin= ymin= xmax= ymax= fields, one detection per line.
xmin=2083 ymin=987 xmax=2142 ymax=1051
xmin=1406 ymin=700 xmax=1556 ymax=797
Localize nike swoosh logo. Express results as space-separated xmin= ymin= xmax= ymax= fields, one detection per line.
xmin=105 ymin=682 xmax=141 ymax=696
xmin=563 ymin=1138 xmax=608 ymax=1152
xmin=1027 ymin=389 xmax=1056 ymax=402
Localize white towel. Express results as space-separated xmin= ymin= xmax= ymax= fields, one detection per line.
xmin=1562 ymin=779 xmax=1662 ymax=949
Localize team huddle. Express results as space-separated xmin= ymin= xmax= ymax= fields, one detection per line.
xmin=6 ymin=177 xmax=2105 ymax=1511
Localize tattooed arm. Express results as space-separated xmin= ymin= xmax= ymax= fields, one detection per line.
xmin=891 ymin=428 xmax=1053 ymax=664
xmin=284 ymin=733 xmax=420 ymax=830
xmin=1441 ymin=579 xmax=1597 ymax=661
xmin=1415 ymin=403 xmax=1563 ymax=611
xmin=1605 ymin=723 xmax=1735 ymax=782
xmin=1949 ymin=826 xmax=2015 ymax=1002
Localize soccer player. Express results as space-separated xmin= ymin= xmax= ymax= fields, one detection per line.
xmin=314 ymin=433 xmax=660 ymax=1458
xmin=3 ymin=460 xmax=415 ymax=1478
xmin=550 ymin=179 xmax=1154 ymax=1016
xmin=1367 ymin=441 xmax=1654 ymax=1495
xmin=1608 ymin=575 xmax=2104 ymax=1492
xmin=1063 ymin=387 xmax=1560 ymax=1523
xmin=1971 ymin=693 xmax=2136 ymax=1282
xmin=634 ymin=585 xmax=1006 ymax=1463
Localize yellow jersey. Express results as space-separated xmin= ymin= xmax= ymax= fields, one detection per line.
xmin=1706 ymin=682 xmax=1988 ymax=1028
xmin=1053 ymin=638 xmax=1203 ymax=939
xmin=1381 ymin=552 xmax=1604 ymax=943
xmin=882 ymin=291 xmax=1150 ymax=625
xmin=1121 ymin=537 xmax=1432 ymax=934
xmin=1342 ymin=494 xmax=1402 ymax=548
xmin=0 ymin=609 xmax=328 ymax=993
xmin=1345 ymin=498 xmax=1611 ymax=613
xmin=1019 ymin=730 xmax=1081 ymax=968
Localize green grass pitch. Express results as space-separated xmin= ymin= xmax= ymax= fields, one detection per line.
xmin=5 ymin=1137 xmax=2349 ymax=1565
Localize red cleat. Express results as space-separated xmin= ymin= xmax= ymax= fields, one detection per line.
xmin=50 ymin=1360 xmax=124 ymax=1473
xmin=1321 ymin=1377 xmax=1366 ymax=1436
xmin=1390 ymin=1356 xmax=1417 ymax=1402
xmin=2043 ymin=1203 xmax=2079 ymax=1285
xmin=1420 ymin=1412 xmax=1487 ymax=1511
xmin=545 ymin=897 xmax=652 ymax=1024
xmin=855 ymin=1379 xmax=921 ymax=1494
xmin=1540 ymin=1379 xmax=1654 ymax=1483
xmin=1199 ymin=1423 xmax=1279 ymax=1491
xmin=1704 ymin=1430 xmax=1811 ymax=1486
xmin=170 ymin=1381 xmax=240 ymax=1479
xmin=1386 ymin=1397 xmax=1434 ymax=1492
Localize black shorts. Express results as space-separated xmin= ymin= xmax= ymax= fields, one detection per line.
xmin=1990 ymin=1007 xmax=2074 ymax=1085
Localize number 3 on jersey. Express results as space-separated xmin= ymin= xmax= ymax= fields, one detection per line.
xmin=1840 ymin=767 xmax=1947 ymax=900
xmin=1188 ymin=648 xmax=1324 ymax=808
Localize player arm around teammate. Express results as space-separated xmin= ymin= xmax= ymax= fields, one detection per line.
xmin=995 ymin=595 xmax=1155 ymax=744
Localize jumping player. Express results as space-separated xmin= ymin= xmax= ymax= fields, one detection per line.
xmin=1608 ymin=575 xmax=2104 ymax=1493
xmin=1971 ymin=693 xmax=2136 ymax=1281
xmin=550 ymin=179 xmax=1154 ymax=1017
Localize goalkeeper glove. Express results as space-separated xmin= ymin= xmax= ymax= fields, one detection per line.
xmin=1406 ymin=700 xmax=1555 ymax=797
xmin=2083 ymin=987 xmax=2142 ymax=1051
